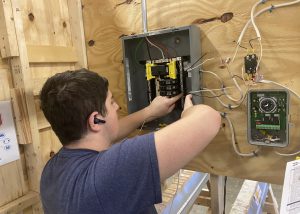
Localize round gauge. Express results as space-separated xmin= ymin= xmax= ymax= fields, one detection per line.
xmin=259 ymin=97 xmax=277 ymax=113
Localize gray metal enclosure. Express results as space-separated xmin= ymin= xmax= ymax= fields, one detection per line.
xmin=121 ymin=25 xmax=202 ymax=129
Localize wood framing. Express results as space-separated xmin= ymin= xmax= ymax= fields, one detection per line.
xmin=0 ymin=0 xmax=87 ymax=213
xmin=10 ymin=0 xmax=43 ymax=192
xmin=0 ymin=0 xmax=19 ymax=58
xmin=0 ymin=192 xmax=39 ymax=214
xmin=67 ymin=0 xmax=88 ymax=69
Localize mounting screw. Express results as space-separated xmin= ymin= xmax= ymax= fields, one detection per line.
xmin=174 ymin=37 xmax=180 ymax=44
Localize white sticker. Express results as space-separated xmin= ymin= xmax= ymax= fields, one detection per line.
xmin=0 ymin=100 xmax=20 ymax=166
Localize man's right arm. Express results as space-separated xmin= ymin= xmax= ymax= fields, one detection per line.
xmin=154 ymin=95 xmax=221 ymax=181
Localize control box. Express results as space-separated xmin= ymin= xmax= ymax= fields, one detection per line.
xmin=247 ymin=89 xmax=289 ymax=147
xmin=121 ymin=25 xmax=202 ymax=129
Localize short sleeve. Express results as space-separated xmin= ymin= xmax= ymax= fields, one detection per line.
xmin=93 ymin=133 xmax=162 ymax=213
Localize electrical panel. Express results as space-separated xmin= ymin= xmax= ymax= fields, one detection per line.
xmin=121 ymin=25 xmax=202 ymax=129
xmin=247 ymin=90 xmax=289 ymax=147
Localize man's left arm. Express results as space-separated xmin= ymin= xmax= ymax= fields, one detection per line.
xmin=114 ymin=94 xmax=182 ymax=142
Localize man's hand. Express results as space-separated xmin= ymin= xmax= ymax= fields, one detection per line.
xmin=181 ymin=94 xmax=194 ymax=117
xmin=145 ymin=94 xmax=182 ymax=121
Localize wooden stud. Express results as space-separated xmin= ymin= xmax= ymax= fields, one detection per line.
xmin=0 ymin=192 xmax=39 ymax=214
xmin=10 ymin=0 xmax=43 ymax=192
xmin=0 ymin=0 xmax=19 ymax=58
xmin=210 ymin=174 xmax=225 ymax=214
xmin=67 ymin=0 xmax=88 ymax=69
xmin=10 ymin=88 xmax=33 ymax=145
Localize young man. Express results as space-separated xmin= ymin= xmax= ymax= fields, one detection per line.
xmin=40 ymin=68 xmax=221 ymax=214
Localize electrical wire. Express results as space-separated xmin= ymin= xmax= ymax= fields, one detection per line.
xmin=251 ymin=0 xmax=264 ymax=40
xmin=189 ymin=86 xmax=235 ymax=93
xmin=185 ymin=53 xmax=207 ymax=71
xmin=231 ymin=0 xmax=300 ymax=63
xmin=201 ymin=70 xmax=224 ymax=87
xmin=222 ymin=112 xmax=260 ymax=157
xmin=191 ymin=66 xmax=245 ymax=105
xmin=274 ymin=150 xmax=300 ymax=156
xmin=224 ymin=66 xmax=244 ymax=102
xmin=190 ymin=92 xmax=225 ymax=99
xmin=197 ymin=88 xmax=247 ymax=109
xmin=259 ymin=79 xmax=300 ymax=99
xmin=145 ymin=37 xmax=165 ymax=59
xmin=186 ymin=58 xmax=215 ymax=71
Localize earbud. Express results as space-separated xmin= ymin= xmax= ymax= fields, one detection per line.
xmin=94 ymin=117 xmax=106 ymax=124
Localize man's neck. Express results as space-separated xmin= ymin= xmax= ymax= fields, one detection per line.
xmin=65 ymin=134 xmax=111 ymax=152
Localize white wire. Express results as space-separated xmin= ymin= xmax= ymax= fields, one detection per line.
xmin=223 ymin=77 xmax=243 ymax=102
xmin=224 ymin=66 xmax=244 ymax=102
xmin=223 ymin=113 xmax=260 ymax=157
xmin=259 ymin=79 xmax=300 ymax=99
xmin=201 ymin=70 xmax=224 ymax=86
xmin=189 ymin=86 xmax=235 ymax=94
xmin=145 ymin=37 xmax=165 ymax=59
xmin=186 ymin=58 xmax=214 ymax=71
xmin=201 ymin=69 xmax=244 ymax=102
xmin=231 ymin=45 xmax=240 ymax=64
xmin=196 ymin=88 xmax=247 ymax=109
xmin=232 ymin=0 xmax=300 ymax=63
xmin=256 ymin=38 xmax=263 ymax=73
xmin=251 ymin=0 xmax=264 ymax=39
xmin=237 ymin=0 xmax=300 ymax=45
xmin=275 ymin=150 xmax=300 ymax=156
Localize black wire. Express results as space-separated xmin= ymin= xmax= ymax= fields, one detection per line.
xmin=238 ymin=44 xmax=247 ymax=50
xmin=223 ymin=176 xmax=227 ymax=214
xmin=232 ymin=75 xmax=243 ymax=80
xmin=185 ymin=53 xmax=207 ymax=71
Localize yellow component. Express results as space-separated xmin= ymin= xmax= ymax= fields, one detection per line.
xmin=158 ymin=123 xmax=167 ymax=128
xmin=296 ymin=156 xmax=300 ymax=160
xmin=146 ymin=63 xmax=155 ymax=80
xmin=167 ymin=60 xmax=177 ymax=79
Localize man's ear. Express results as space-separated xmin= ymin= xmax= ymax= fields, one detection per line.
xmin=88 ymin=111 xmax=105 ymax=131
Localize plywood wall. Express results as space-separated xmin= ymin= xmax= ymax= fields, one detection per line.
xmin=0 ymin=0 xmax=86 ymax=212
xmin=0 ymin=60 xmax=29 ymax=208
xmin=82 ymin=0 xmax=300 ymax=184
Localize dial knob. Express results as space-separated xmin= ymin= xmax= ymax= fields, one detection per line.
xmin=259 ymin=97 xmax=277 ymax=113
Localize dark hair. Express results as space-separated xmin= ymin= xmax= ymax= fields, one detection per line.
xmin=40 ymin=68 xmax=109 ymax=146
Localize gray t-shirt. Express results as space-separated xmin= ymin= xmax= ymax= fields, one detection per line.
xmin=40 ymin=133 xmax=162 ymax=213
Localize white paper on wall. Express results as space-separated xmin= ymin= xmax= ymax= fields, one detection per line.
xmin=280 ymin=159 xmax=300 ymax=214
xmin=0 ymin=100 xmax=20 ymax=166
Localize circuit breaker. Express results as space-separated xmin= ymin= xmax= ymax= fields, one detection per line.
xmin=247 ymin=90 xmax=289 ymax=147
xmin=121 ymin=25 xmax=202 ymax=129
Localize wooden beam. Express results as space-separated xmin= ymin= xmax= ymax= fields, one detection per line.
xmin=0 ymin=0 xmax=19 ymax=58
xmin=67 ymin=0 xmax=88 ymax=69
xmin=9 ymin=0 xmax=43 ymax=192
xmin=0 ymin=191 xmax=39 ymax=214
xmin=27 ymin=45 xmax=78 ymax=63
xmin=209 ymin=174 xmax=225 ymax=214
xmin=11 ymin=88 xmax=33 ymax=145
